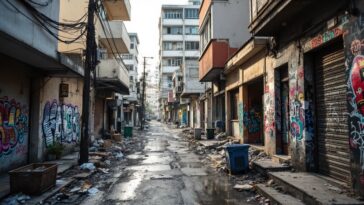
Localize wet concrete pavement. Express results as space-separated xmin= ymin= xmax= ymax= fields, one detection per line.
xmin=83 ymin=121 xmax=256 ymax=205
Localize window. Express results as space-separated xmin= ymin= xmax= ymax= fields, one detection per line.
xmin=184 ymin=8 xmax=198 ymax=19
xmin=130 ymin=76 xmax=134 ymax=83
xmin=200 ymin=18 xmax=211 ymax=51
xmin=126 ymin=65 xmax=133 ymax=71
xmin=163 ymin=26 xmax=183 ymax=35
xmin=188 ymin=67 xmax=199 ymax=78
xmin=162 ymin=58 xmax=182 ymax=66
xmin=130 ymin=43 xmax=134 ymax=49
xmin=185 ymin=41 xmax=199 ymax=50
xmin=122 ymin=54 xmax=133 ymax=60
xmin=185 ymin=26 xmax=198 ymax=35
xmin=167 ymin=76 xmax=173 ymax=88
xmin=163 ymin=9 xmax=183 ymax=19
xmin=163 ymin=41 xmax=183 ymax=50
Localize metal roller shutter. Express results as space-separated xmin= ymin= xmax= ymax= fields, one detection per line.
xmin=314 ymin=40 xmax=350 ymax=184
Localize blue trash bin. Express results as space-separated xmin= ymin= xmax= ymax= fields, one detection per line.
xmin=225 ymin=144 xmax=250 ymax=174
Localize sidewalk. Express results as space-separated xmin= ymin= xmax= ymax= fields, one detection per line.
xmin=0 ymin=152 xmax=79 ymax=200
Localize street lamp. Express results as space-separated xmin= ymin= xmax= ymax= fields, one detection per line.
xmin=140 ymin=56 xmax=153 ymax=130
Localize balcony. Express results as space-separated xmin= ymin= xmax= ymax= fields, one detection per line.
xmin=199 ymin=39 xmax=237 ymax=82
xmin=102 ymin=0 xmax=131 ymax=21
xmin=96 ymin=58 xmax=129 ymax=94
xmin=162 ymin=50 xmax=184 ymax=57
xmin=249 ymin=0 xmax=347 ymax=36
xmin=98 ymin=21 xmax=130 ymax=54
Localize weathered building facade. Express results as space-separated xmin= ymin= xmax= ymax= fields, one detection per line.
xmin=225 ymin=0 xmax=364 ymax=196
xmin=199 ymin=0 xmax=251 ymax=130
xmin=0 ymin=0 xmax=84 ymax=173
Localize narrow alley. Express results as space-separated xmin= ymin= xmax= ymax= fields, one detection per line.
xmin=83 ymin=121 xmax=256 ymax=205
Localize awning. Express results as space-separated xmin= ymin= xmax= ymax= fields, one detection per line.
xmin=225 ymin=37 xmax=269 ymax=74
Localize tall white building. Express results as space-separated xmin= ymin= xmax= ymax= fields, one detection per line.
xmin=158 ymin=0 xmax=202 ymax=122
xmin=122 ymin=33 xmax=140 ymax=126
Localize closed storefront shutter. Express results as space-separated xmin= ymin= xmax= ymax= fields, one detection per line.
xmin=314 ymin=40 xmax=350 ymax=183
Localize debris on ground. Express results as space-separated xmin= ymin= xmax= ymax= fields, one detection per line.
xmin=233 ymin=184 xmax=254 ymax=191
xmin=80 ymin=163 xmax=96 ymax=171
xmin=2 ymin=193 xmax=31 ymax=205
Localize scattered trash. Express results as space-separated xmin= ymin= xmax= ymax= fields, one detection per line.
xmin=79 ymin=180 xmax=92 ymax=193
xmin=80 ymin=163 xmax=96 ymax=171
xmin=105 ymin=160 xmax=111 ymax=165
xmin=3 ymin=193 xmax=31 ymax=205
xmin=87 ymin=187 xmax=99 ymax=196
xmin=233 ymin=184 xmax=254 ymax=191
xmin=115 ymin=152 xmax=124 ymax=160
xmin=70 ymin=187 xmax=81 ymax=193
xmin=98 ymin=168 xmax=110 ymax=174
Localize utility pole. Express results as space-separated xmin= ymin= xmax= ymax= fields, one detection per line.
xmin=79 ymin=0 xmax=96 ymax=164
xmin=140 ymin=56 xmax=153 ymax=130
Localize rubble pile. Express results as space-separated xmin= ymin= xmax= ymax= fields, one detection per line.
xmin=1 ymin=133 xmax=143 ymax=205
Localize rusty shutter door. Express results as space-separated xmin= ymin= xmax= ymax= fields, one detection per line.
xmin=314 ymin=40 xmax=350 ymax=183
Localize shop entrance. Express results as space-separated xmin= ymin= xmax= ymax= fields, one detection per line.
xmin=244 ymin=77 xmax=264 ymax=145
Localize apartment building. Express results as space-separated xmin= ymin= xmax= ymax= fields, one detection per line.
xmin=122 ymin=33 xmax=140 ymax=127
xmin=198 ymin=0 xmax=251 ymax=130
xmin=158 ymin=0 xmax=201 ymax=124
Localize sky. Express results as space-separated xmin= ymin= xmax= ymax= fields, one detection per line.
xmin=124 ymin=0 xmax=189 ymax=79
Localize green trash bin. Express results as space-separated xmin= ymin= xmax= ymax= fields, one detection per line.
xmin=124 ymin=126 xmax=133 ymax=138
xmin=206 ymin=128 xmax=215 ymax=139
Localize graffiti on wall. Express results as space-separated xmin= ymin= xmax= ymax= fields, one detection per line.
xmin=0 ymin=97 xmax=28 ymax=157
xmin=238 ymin=102 xmax=244 ymax=136
xmin=264 ymin=93 xmax=275 ymax=138
xmin=42 ymin=100 xmax=80 ymax=147
xmin=347 ymin=55 xmax=364 ymax=176
xmin=305 ymin=26 xmax=343 ymax=50
xmin=289 ymin=66 xmax=305 ymax=141
xmin=243 ymin=105 xmax=261 ymax=134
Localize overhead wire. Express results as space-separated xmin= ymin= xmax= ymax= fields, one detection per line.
xmin=4 ymin=0 xmax=87 ymax=44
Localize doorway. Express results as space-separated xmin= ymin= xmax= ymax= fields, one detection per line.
xmin=276 ymin=65 xmax=290 ymax=155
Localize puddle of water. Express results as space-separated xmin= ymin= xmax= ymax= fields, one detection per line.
xmin=179 ymin=162 xmax=203 ymax=168
xmin=181 ymin=167 xmax=208 ymax=176
xmin=142 ymin=155 xmax=172 ymax=164
xmin=127 ymin=154 xmax=145 ymax=160
xmin=127 ymin=165 xmax=171 ymax=172
xmin=108 ymin=177 xmax=142 ymax=201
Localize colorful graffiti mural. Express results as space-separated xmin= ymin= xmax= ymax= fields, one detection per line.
xmin=289 ymin=66 xmax=305 ymax=141
xmin=42 ymin=100 xmax=80 ymax=147
xmin=344 ymin=12 xmax=364 ymax=190
xmin=0 ymin=97 xmax=28 ymax=157
xmin=263 ymin=93 xmax=275 ymax=138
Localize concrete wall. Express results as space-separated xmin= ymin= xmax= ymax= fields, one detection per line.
xmin=0 ymin=57 xmax=31 ymax=173
xmin=0 ymin=0 xmax=60 ymax=60
xmin=343 ymin=2 xmax=364 ymax=196
xmin=58 ymin=0 xmax=87 ymax=53
xmin=39 ymin=77 xmax=83 ymax=155
xmin=211 ymin=0 xmax=251 ymax=48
